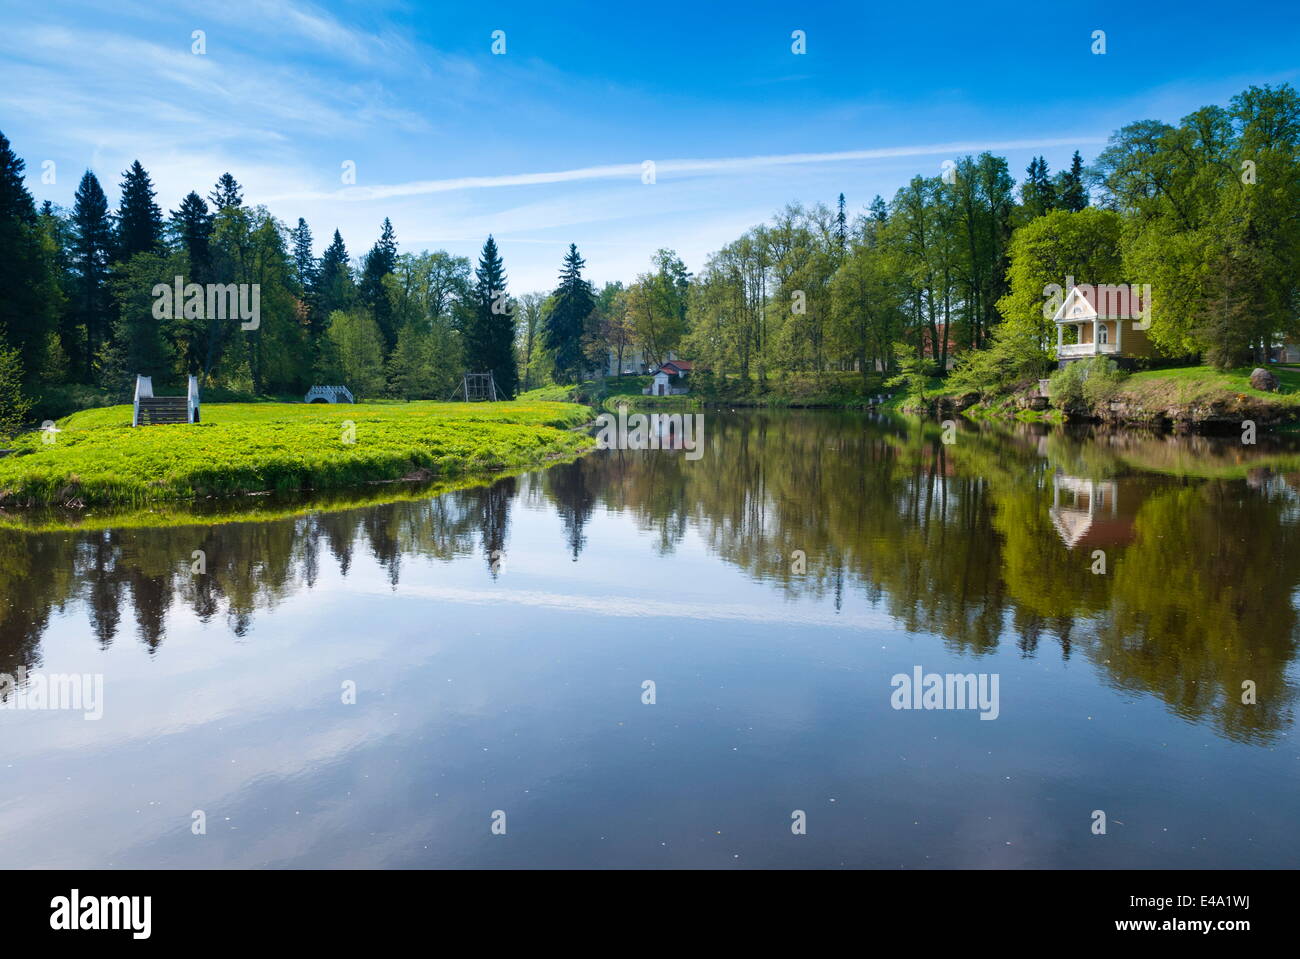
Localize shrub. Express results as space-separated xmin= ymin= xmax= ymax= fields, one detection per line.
xmin=885 ymin=342 xmax=935 ymax=401
xmin=1049 ymin=356 xmax=1127 ymax=408
xmin=1081 ymin=357 xmax=1127 ymax=405
xmin=948 ymin=326 xmax=1052 ymax=395
xmin=1047 ymin=361 xmax=1087 ymax=407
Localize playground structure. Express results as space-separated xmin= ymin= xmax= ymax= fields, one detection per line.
xmin=133 ymin=375 xmax=200 ymax=426
xmin=451 ymin=372 xmax=499 ymax=402
xmin=305 ymin=385 xmax=355 ymax=404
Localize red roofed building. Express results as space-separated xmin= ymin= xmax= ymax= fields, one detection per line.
xmin=643 ymin=360 xmax=694 ymax=396
xmin=1053 ymin=283 xmax=1158 ymax=367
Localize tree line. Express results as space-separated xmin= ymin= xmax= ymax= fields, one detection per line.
xmin=0 ymin=137 xmax=535 ymax=423
xmin=0 ymin=82 xmax=1296 ymax=430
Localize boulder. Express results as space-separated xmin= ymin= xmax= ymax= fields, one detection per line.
xmin=1249 ymin=367 xmax=1280 ymax=392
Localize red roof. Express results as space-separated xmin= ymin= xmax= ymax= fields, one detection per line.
xmin=1074 ymin=285 xmax=1147 ymax=320
xmin=659 ymin=360 xmax=694 ymax=373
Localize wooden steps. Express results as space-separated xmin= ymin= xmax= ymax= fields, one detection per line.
xmin=136 ymin=396 xmax=190 ymax=425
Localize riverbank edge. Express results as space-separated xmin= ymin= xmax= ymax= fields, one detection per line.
xmin=898 ymin=374 xmax=1300 ymax=432
xmin=0 ymin=404 xmax=600 ymax=514
xmin=0 ymin=443 xmax=597 ymax=534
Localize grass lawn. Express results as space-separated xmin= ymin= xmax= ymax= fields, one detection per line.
xmin=1120 ymin=365 xmax=1300 ymax=407
xmin=0 ymin=400 xmax=593 ymax=509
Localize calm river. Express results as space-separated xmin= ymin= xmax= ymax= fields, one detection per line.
xmin=2 ymin=410 xmax=1297 ymax=868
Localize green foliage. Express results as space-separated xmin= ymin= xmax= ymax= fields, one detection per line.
xmin=1 ymin=83 xmax=1296 ymax=417
xmin=885 ymin=342 xmax=934 ymax=400
xmin=1094 ymin=85 xmax=1300 ymax=356
xmin=0 ymin=342 xmax=31 ymax=440
xmin=999 ymin=208 xmax=1124 ymax=353
xmin=1048 ymin=356 xmax=1127 ymax=407
xmin=327 ymin=309 xmax=386 ymax=398
xmin=1047 ymin=360 xmax=1086 ymax=407
xmin=360 ymin=217 xmax=398 ymax=352
xmin=627 ymin=249 xmax=690 ymax=370
xmin=948 ymin=323 xmax=1053 ymax=393
xmin=115 ymin=160 xmax=164 ymax=260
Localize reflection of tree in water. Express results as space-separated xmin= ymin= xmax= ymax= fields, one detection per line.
xmin=2 ymin=414 xmax=1298 ymax=740
xmin=84 ymin=532 xmax=124 ymax=649
xmin=472 ymin=476 xmax=515 ymax=577
xmin=1099 ymin=483 xmax=1299 ymax=743
xmin=545 ymin=460 xmax=596 ymax=561
xmin=541 ymin=412 xmax=1300 ymax=741
xmin=0 ymin=479 xmax=517 ymax=672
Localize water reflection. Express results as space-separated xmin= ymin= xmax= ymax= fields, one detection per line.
xmin=2 ymin=412 xmax=1298 ymax=752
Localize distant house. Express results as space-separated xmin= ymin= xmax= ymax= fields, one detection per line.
xmin=920 ymin=322 xmax=958 ymax=370
xmin=605 ymin=347 xmax=676 ymax=376
xmin=644 ymin=360 xmax=693 ymax=396
xmin=1053 ymin=285 xmax=1158 ymax=367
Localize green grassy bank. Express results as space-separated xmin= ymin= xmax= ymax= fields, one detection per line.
xmin=905 ymin=364 xmax=1300 ymax=429
xmin=0 ymin=400 xmax=593 ymax=509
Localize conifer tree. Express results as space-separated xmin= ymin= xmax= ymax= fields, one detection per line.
xmin=467 ymin=235 xmax=518 ymax=397
xmin=315 ymin=229 xmax=354 ymax=318
xmin=1021 ymin=157 xmax=1057 ymax=219
xmin=290 ymin=218 xmax=316 ymax=293
xmin=0 ymin=131 xmax=61 ymax=381
xmin=543 ymin=244 xmax=596 ymax=384
xmin=360 ymin=217 xmax=399 ymax=353
xmin=169 ymin=191 xmax=213 ymax=275
xmin=209 ymin=172 xmax=243 ymax=210
xmin=70 ymin=170 xmax=113 ymax=380
xmin=1056 ymin=151 xmax=1089 ymax=213
xmin=116 ymin=160 xmax=164 ymax=260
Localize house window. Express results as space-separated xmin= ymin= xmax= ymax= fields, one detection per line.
xmin=1098 ymin=325 xmax=1108 ymax=345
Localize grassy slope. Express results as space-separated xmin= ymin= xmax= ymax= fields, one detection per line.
xmin=0 ymin=400 xmax=593 ymax=508
xmin=1119 ymin=365 xmax=1300 ymax=409
xmin=913 ymin=365 xmax=1300 ymax=426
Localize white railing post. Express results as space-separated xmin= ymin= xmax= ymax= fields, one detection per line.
xmin=132 ymin=375 xmax=153 ymax=427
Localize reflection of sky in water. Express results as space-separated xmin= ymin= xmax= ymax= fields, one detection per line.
xmin=1 ymin=414 xmax=1298 ymax=868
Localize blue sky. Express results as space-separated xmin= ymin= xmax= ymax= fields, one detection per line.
xmin=2 ymin=0 xmax=1298 ymax=291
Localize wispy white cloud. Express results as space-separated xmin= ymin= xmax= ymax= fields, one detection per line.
xmin=269 ymin=136 xmax=1109 ymax=203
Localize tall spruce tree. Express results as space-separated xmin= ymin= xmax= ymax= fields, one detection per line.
xmin=315 ymin=229 xmax=353 ymax=318
xmin=290 ymin=218 xmax=316 ymax=293
xmin=468 ymin=235 xmax=518 ymax=397
xmin=835 ymin=193 xmax=848 ymax=260
xmin=360 ymin=217 xmax=399 ymax=353
xmin=543 ymin=243 xmax=595 ymax=384
xmin=209 ymin=172 xmax=243 ymax=210
xmin=70 ymin=170 xmax=113 ymax=380
xmin=0 ymin=129 xmax=60 ymax=382
xmin=116 ymin=160 xmax=163 ymax=260
xmin=1021 ymin=156 xmax=1057 ymax=219
xmin=0 ymin=130 xmax=35 ymax=224
xmin=169 ymin=191 xmax=213 ymax=276
xmin=1056 ymin=151 xmax=1089 ymax=212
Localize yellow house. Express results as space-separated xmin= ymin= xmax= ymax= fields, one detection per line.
xmin=1053 ymin=284 xmax=1158 ymax=367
